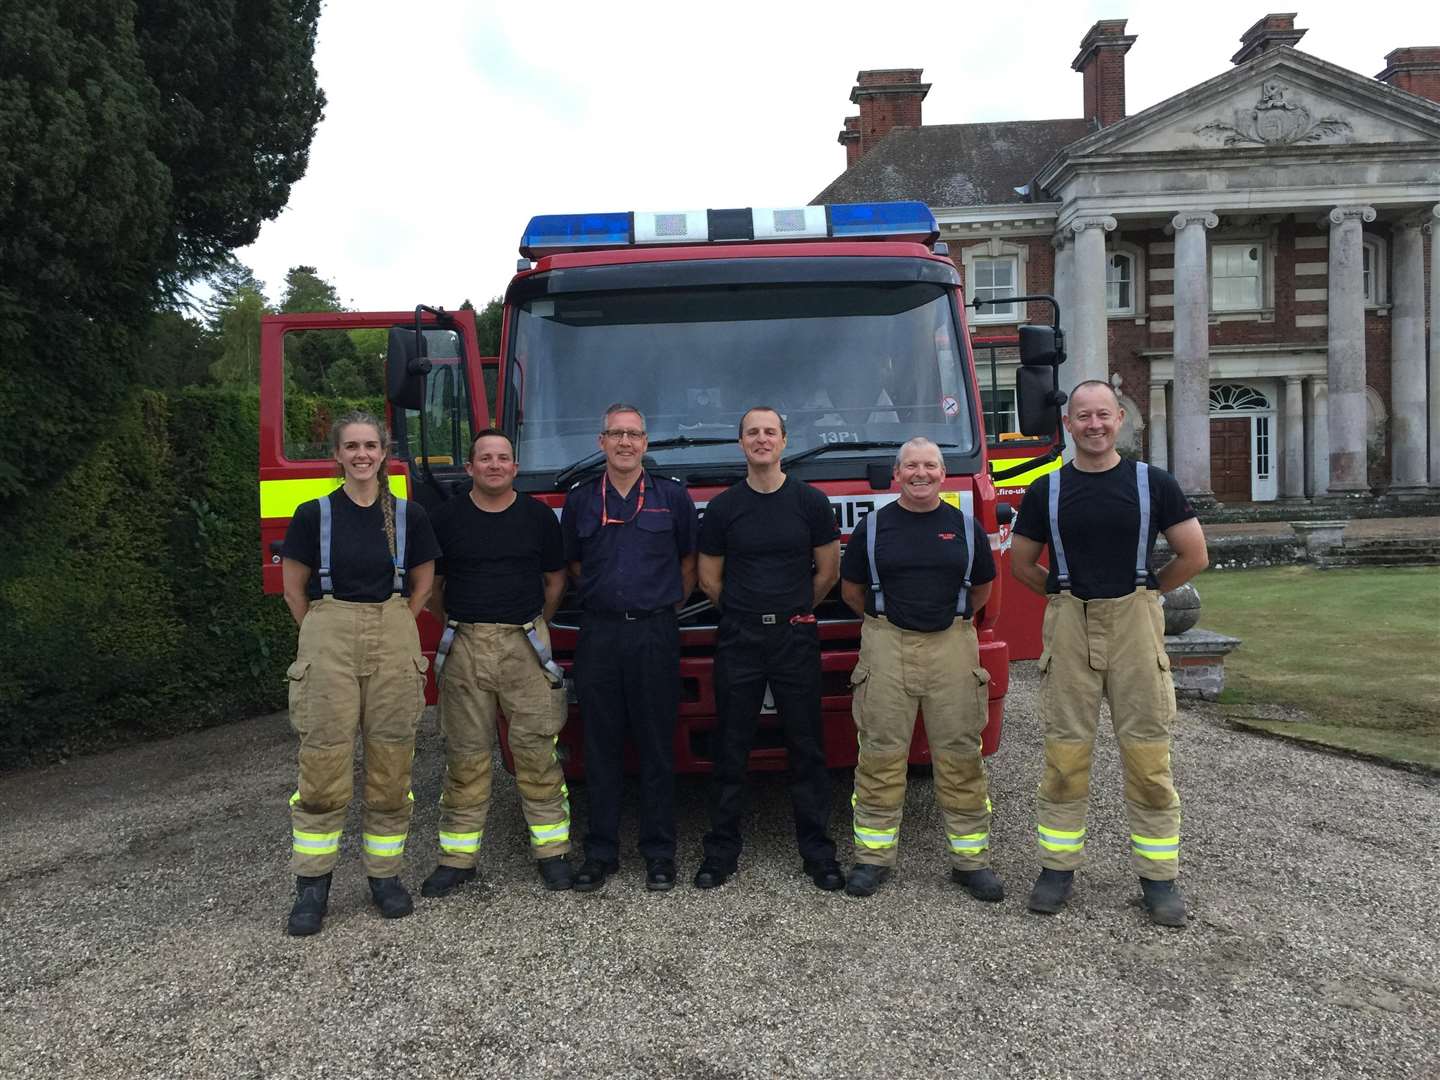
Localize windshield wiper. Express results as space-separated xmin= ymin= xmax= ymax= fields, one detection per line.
xmin=781 ymin=440 xmax=963 ymax=470
xmin=552 ymin=436 xmax=737 ymax=488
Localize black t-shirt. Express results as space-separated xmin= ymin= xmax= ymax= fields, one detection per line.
xmin=1013 ymin=459 xmax=1195 ymax=599
xmin=431 ymin=491 xmax=565 ymax=624
xmin=699 ymin=477 xmax=840 ymax=613
xmin=840 ymin=501 xmax=997 ymax=631
xmin=281 ymin=489 xmax=441 ymax=602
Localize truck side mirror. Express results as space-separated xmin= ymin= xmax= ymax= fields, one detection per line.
xmin=1018 ymin=324 xmax=1063 ymax=366
xmin=1016 ymin=366 xmax=1066 ymax=435
xmin=386 ymin=327 xmax=432 ymax=410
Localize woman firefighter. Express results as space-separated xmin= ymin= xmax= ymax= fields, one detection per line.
xmin=279 ymin=410 xmax=441 ymax=935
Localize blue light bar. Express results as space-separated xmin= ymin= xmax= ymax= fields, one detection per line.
xmin=518 ymin=201 xmax=938 ymax=258
xmin=520 ymin=212 xmax=631 ymax=259
xmin=828 ymin=201 xmax=938 ymax=244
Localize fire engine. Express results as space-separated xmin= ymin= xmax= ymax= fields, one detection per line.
xmin=258 ymin=201 xmax=1066 ymax=775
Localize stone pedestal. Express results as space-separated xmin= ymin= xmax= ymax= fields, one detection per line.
xmin=1165 ymin=629 xmax=1242 ymax=701
xmin=1291 ymin=520 xmax=1347 ymax=558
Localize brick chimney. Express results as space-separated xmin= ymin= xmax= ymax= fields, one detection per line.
xmin=1376 ymin=47 xmax=1440 ymax=103
xmin=850 ymin=69 xmax=930 ymax=160
xmin=1072 ymin=20 xmax=1137 ymax=128
xmin=1232 ymin=13 xmax=1308 ymax=65
xmin=838 ymin=115 xmax=861 ymax=168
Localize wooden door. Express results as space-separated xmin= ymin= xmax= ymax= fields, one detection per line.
xmin=1210 ymin=417 xmax=1252 ymax=502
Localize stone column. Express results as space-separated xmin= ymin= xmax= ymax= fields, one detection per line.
xmin=1429 ymin=206 xmax=1440 ymax=490
xmin=1068 ymin=215 xmax=1117 ymax=389
xmin=1325 ymin=205 xmax=1376 ymax=495
xmin=1281 ymin=375 xmax=1305 ymax=499
xmin=1390 ymin=211 xmax=1428 ymax=495
xmin=1307 ymin=377 xmax=1329 ymax=497
xmin=1148 ymin=381 xmax=1169 ymax=469
xmin=1052 ymin=230 xmax=1077 ymax=419
xmin=1171 ymin=211 xmax=1218 ymax=501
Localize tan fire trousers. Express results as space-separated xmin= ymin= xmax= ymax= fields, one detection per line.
xmin=850 ymin=615 xmax=993 ymax=870
xmin=286 ymin=596 xmax=428 ymax=878
xmin=435 ymin=619 xmax=570 ymax=868
xmin=1035 ymin=589 xmax=1181 ymax=880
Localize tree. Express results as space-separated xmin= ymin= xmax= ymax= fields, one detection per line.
xmin=210 ymin=284 xmax=269 ymax=388
xmin=279 ymin=265 xmax=361 ymax=394
xmin=463 ymin=297 xmax=505 ymax=355
xmin=0 ymin=2 xmax=324 ymax=503
xmin=136 ymin=310 xmax=221 ymax=391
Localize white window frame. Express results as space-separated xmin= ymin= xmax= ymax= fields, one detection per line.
xmin=1105 ymin=241 xmax=1145 ymax=318
xmin=1210 ymin=241 xmax=1268 ymax=313
xmin=962 ymin=239 xmax=1030 ymax=326
xmin=1361 ymin=233 xmax=1387 ymax=309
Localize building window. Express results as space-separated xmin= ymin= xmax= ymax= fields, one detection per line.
xmin=1362 ymin=237 xmax=1386 ymax=307
xmin=1210 ymin=383 xmax=1270 ymax=412
xmin=971 ymin=257 xmax=1017 ymax=320
xmin=980 ymin=388 xmax=1017 ymax=437
xmin=1254 ymin=415 xmax=1270 ymax=480
xmin=1106 ymin=252 xmax=1135 ymax=314
xmin=1211 ymin=243 xmax=1263 ymax=311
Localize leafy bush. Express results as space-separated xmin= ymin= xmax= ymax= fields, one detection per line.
xmin=0 ymin=388 xmax=297 ymax=767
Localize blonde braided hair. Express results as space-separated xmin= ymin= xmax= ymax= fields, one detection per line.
xmin=330 ymin=410 xmax=396 ymax=560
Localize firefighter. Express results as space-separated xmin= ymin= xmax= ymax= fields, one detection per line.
xmin=693 ymin=405 xmax=844 ymax=891
xmin=420 ymin=429 xmax=573 ymax=897
xmin=1010 ymin=380 xmax=1208 ymax=927
xmin=279 ymin=410 xmax=441 ymax=936
xmin=560 ymin=404 xmax=698 ymax=892
xmin=838 ymin=437 xmax=1000 ymax=900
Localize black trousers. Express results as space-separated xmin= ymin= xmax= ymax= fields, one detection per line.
xmin=703 ymin=614 xmax=836 ymax=867
xmin=575 ymin=611 xmax=680 ymax=863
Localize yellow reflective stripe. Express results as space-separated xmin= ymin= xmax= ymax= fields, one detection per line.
xmin=985 ymin=797 xmax=993 ymax=813
xmin=529 ymin=821 xmax=570 ymax=845
xmin=259 ymin=474 xmax=409 ymax=519
xmin=1131 ymin=834 xmax=1180 ymax=859
xmin=362 ymin=833 xmax=407 ymax=855
xmin=989 ymin=453 xmax=1062 ymax=489
xmin=292 ymin=829 xmax=342 ymax=853
xmin=289 ymin=791 xmax=302 ymax=807
xmin=1037 ymin=825 xmax=1086 ymax=852
xmin=439 ymin=831 xmax=481 ymax=853
xmin=853 ymin=824 xmax=898 ymax=849
xmin=948 ymin=831 xmax=989 ymax=852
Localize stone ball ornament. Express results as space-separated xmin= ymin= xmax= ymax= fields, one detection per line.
xmin=1161 ymin=582 xmax=1201 ymax=636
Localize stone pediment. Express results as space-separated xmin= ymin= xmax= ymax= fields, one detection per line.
xmin=1060 ymin=49 xmax=1440 ymax=159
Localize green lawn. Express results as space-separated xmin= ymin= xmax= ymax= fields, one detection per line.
xmin=1196 ymin=565 xmax=1440 ymax=770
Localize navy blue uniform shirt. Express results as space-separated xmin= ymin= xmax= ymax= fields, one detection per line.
xmin=561 ymin=470 xmax=698 ymax=612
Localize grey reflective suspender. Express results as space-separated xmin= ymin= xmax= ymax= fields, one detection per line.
xmin=1047 ymin=461 xmax=1151 ymax=593
xmin=1132 ymin=462 xmax=1151 ymax=588
xmin=318 ymin=495 xmax=335 ymax=596
xmin=316 ymin=493 xmax=409 ymax=597
xmin=865 ymin=500 xmax=977 ymax=618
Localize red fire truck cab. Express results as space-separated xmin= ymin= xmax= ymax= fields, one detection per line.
xmin=258 ymin=201 xmax=1067 ymax=777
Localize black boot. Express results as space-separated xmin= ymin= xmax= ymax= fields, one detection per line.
xmin=951 ymin=867 xmax=1005 ymax=903
xmin=1140 ymin=878 xmax=1187 ymax=927
xmin=286 ymin=873 xmax=331 ymax=936
xmin=368 ymin=875 xmax=414 ymax=919
xmin=1027 ymin=868 xmax=1074 ymax=914
xmin=421 ymin=864 xmax=478 ymax=898
xmin=844 ymin=863 xmax=891 ymax=897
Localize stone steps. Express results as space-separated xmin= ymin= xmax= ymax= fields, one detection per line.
xmin=1318 ymin=538 xmax=1440 ymax=568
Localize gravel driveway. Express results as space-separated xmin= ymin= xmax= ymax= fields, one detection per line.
xmin=2 ymin=663 xmax=1436 ymax=1079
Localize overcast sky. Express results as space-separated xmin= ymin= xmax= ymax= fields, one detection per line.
xmin=236 ymin=0 xmax=1420 ymax=310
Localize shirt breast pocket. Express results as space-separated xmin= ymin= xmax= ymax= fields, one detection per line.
xmin=635 ymin=510 xmax=675 ymax=553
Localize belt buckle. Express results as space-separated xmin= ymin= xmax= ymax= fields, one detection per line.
xmin=761 ymin=613 xmax=777 ymax=625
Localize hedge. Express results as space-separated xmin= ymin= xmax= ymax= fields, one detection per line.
xmin=1 ymin=389 xmax=299 ymax=767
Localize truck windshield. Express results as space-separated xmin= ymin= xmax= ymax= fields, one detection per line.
xmin=511 ymin=280 xmax=976 ymax=476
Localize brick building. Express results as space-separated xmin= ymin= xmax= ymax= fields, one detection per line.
xmin=815 ymin=14 xmax=1440 ymax=504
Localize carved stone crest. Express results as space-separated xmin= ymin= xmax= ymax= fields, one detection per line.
xmin=1194 ymin=80 xmax=1353 ymax=147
